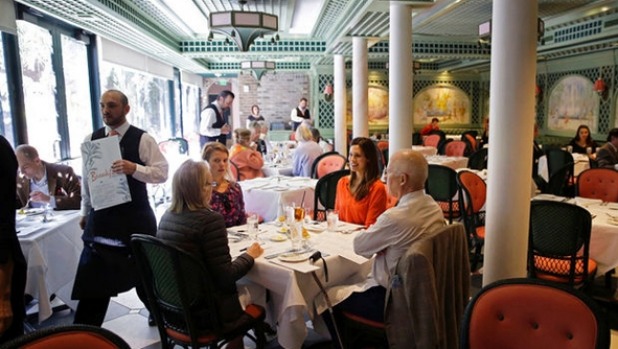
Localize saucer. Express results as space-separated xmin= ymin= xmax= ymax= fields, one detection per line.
xmin=270 ymin=234 xmax=287 ymax=242
xmin=278 ymin=253 xmax=309 ymax=263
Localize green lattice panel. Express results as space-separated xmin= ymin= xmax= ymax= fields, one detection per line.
xmin=318 ymin=74 xmax=335 ymax=128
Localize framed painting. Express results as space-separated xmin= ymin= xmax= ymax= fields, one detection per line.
xmin=547 ymin=75 xmax=599 ymax=133
xmin=413 ymin=84 xmax=471 ymax=125
xmin=346 ymin=85 xmax=389 ymax=127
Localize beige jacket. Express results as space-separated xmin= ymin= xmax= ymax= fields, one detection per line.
xmin=384 ymin=223 xmax=470 ymax=349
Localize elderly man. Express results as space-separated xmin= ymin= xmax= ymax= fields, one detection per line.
xmin=596 ymin=128 xmax=618 ymax=168
xmin=15 ymin=145 xmax=81 ymax=210
xmin=72 ymin=89 xmax=168 ymax=327
xmin=325 ymin=149 xmax=445 ymax=345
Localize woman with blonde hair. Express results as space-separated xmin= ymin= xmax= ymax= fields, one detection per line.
xmin=335 ymin=137 xmax=387 ymax=227
xmin=202 ymin=142 xmax=247 ymax=227
xmin=292 ymin=124 xmax=323 ymax=177
xmin=157 ymin=159 xmax=263 ymax=349
xmin=229 ymin=128 xmax=264 ymax=180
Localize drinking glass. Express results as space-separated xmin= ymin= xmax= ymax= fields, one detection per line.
xmin=327 ymin=210 xmax=339 ymax=232
xmin=247 ymin=214 xmax=259 ymax=241
xmin=289 ymin=220 xmax=302 ymax=252
xmin=566 ymin=145 xmax=573 ymax=153
xmin=586 ymin=147 xmax=593 ymax=155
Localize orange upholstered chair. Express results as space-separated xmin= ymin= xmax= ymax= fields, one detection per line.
xmin=1 ymin=325 xmax=131 ymax=349
xmin=457 ymin=170 xmax=486 ymax=271
xmin=461 ymin=278 xmax=609 ymax=349
xmin=576 ymin=168 xmax=618 ymax=202
xmin=444 ymin=140 xmax=468 ymax=157
xmin=423 ymin=134 xmax=441 ymax=148
xmin=528 ymin=200 xmax=597 ymax=288
xmin=311 ymin=151 xmax=347 ymax=179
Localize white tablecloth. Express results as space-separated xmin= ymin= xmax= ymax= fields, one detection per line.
xmin=240 ymin=177 xmax=318 ymax=222
xmin=17 ymin=210 xmax=82 ymax=322
xmin=532 ymin=195 xmax=618 ymax=275
xmin=262 ymin=161 xmax=294 ymax=177
xmin=426 ymin=155 xmax=469 ymax=170
xmin=537 ymin=153 xmax=589 ymax=182
xmin=229 ymin=222 xmax=370 ymax=349
xmin=411 ymin=145 xmax=438 ymax=157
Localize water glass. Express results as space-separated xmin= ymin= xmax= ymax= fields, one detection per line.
xmin=566 ymin=145 xmax=573 ymax=153
xmin=586 ymin=147 xmax=593 ymax=155
xmin=326 ymin=210 xmax=339 ymax=232
xmin=289 ymin=221 xmax=302 ymax=252
xmin=247 ymin=214 xmax=259 ymax=241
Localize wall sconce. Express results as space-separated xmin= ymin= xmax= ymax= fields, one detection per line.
xmin=323 ymin=83 xmax=333 ymax=102
xmin=594 ymin=76 xmax=607 ymax=98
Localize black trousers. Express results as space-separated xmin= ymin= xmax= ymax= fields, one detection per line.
xmin=73 ymin=283 xmax=150 ymax=327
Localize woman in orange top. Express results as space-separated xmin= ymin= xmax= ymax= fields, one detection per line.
xmin=335 ymin=137 xmax=387 ymax=227
xmin=229 ymin=128 xmax=264 ymax=181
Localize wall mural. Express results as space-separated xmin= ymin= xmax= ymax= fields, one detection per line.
xmin=413 ymin=84 xmax=471 ymax=125
xmin=547 ymin=75 xmax=599 ymax=133
xmin=346 ymin=85 xmax=389 ymax=127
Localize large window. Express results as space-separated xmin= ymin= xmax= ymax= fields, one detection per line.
xmin=17 ymin=20 xmax=60 ymax=160
xmin=61 ymin=34 xmax=93 ymax=157
xmin=181 ymin=83 xmax=200 ymax=155
xmin=101 ymin=62 xmax=172 ymax=142
xmin=0 ymin=34 xmax=15 ymax=146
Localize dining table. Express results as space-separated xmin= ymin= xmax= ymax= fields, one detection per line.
xmin=16 ymin=209 xmax=83 ymax=322
xmin=228 ymin=221 xmax=370 ymax=349
xmin=411 ymin=145 xmax=438 ymax=157
xmin=239 ymin=176 xmax=318 ymax=222
xmin=426 ymin=155 xmax=469 ymax=170
xmin=537 ymin=152 xmax=590 ymax=182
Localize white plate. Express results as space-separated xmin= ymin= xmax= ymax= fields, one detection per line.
xmin=270 ymin=234 xmax=287 ymax=242
xmin=17 ymin=208 xmax=45 ymax=216
xmin=304 ymin=224 xmax=324 ymax=233
xmin=278 ymin=253 xmax=309 ymax=263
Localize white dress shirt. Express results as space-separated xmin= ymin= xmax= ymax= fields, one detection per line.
xmin=353 ymin=190 xmax=446 ymax=288
xmin=199 ymin=101 xmax=223 ymax=137
xmin=290 ymin=107 xmax=310 ymax=123
xmin=80 ymin=122 xmax=168 ymax=216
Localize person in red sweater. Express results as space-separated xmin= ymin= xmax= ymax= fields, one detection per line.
xmin=335 ymin=137 xmax=387 ymax=227
xmin=420 ymin=117 xmax=440 ymax=136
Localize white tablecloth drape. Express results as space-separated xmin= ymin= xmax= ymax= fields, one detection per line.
xmin=17 ymin=210 xmax=82 ymax=322
xmin=537 ymin=153 xmax=590 ymax=182
xmin=240 ymin=177 xmax=318 ymax=222
xmin=411 ymin=145 xmax=438 ymax=157
xmin=229 ymin=222 xmax=370 ymax=349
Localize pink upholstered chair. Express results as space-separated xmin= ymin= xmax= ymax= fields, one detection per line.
xmin=311 ymin=151 xmax=347 ymax=179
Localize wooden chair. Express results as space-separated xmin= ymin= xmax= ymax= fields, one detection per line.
xmin=0 ymin=324 xmax=131 ymax=349
xmin=528 ymin=200 xmax=597 ymax=289
xmin=461 ymin=278 xmax=610 ymax=349
xmin=576 ymin=168 xmax=618 ymax=202
xmin=131 ymin=235 xmax=266 ymax=349
xmin=457 ymin=170 xmax=486 ymax=272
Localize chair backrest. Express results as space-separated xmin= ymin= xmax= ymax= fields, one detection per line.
xmin=461 ymin=278 xmax=610 ymax=349
xmin=385 ymin=223 xmax=470 ymax=349
xmin=444 ymin=140 xmax=468 ymax=157
xmin=159 ymin=137 xmax=189 ymax=156
xmin=545 ymin=162 xmax=574 ymax=197
xmin=131 ymin=234 xmax=221 ymax=348
xmin=311 ymin=151 xmax=347 ymax=179
xmin=467 ymin=148 xmax=488 ymax=170
xmin=457 ymin=171 xmax=487 ymax=238
xmin=528 ymin=200 xmax=593 ymax=287
xmin=545 ymin=148 xmax=574 ymax=178
xmin=577 ymin=168 xmax=618 ymax=202
xmin=423 ymin=134 xmax=442 ymax=148
xmin=461 ymin=131 xmax=478 ymax=153
xmin=313 ymin=169 xmax=350 ymax=220
xmin=412 ymin=132 xmax=422 ymax=145
xmin=0 ymin=324 xmax=131 ymax=349
xmin=427 ymin=164 xmax=459 ymax=202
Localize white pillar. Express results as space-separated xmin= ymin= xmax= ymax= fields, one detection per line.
xmin=483 ymin=0 xmax=538 ymax=286
xmin=388 ymin=3 xmax=413 ymax=155
xmin=353 ymin=37 xmax=369 ymax=138
xmin=334 ymin=54 xmax=348 ymax=157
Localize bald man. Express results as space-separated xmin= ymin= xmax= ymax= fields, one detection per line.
xmin=325 ymin=150 xmax=445 ymax=345
xmin=15 ymin=145 xmax=81 ymax=210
